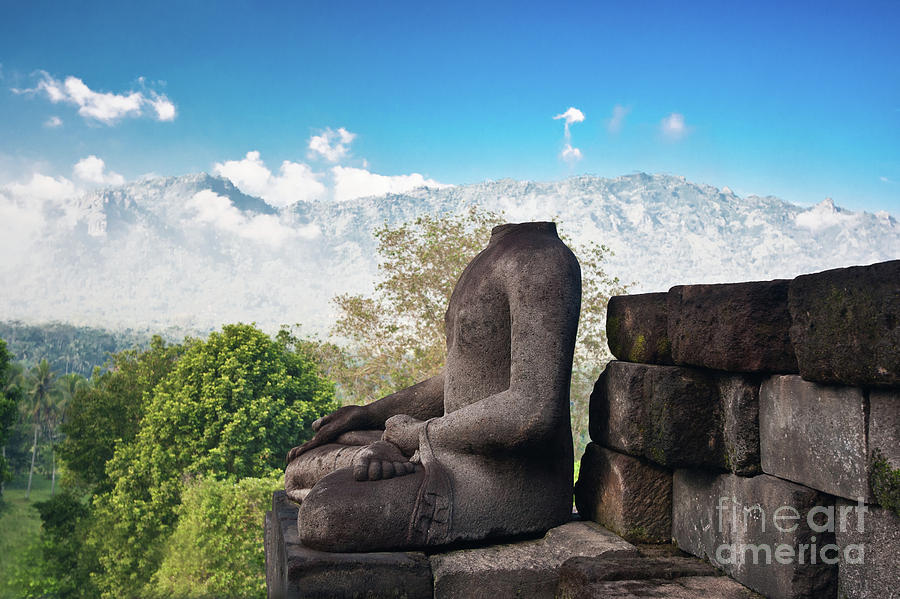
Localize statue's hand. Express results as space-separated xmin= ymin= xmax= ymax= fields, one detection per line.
xmin=382 ymin=414 xmax=425 ymax=456
xmin=352 ymin=440 xmax=418 ymax=482
xmin=286 ymin=405 xmax=372 ymax=463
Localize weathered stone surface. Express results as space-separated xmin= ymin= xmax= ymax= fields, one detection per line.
xmin=760 ymin=375 xmax=872 ymax=502
xmin=789 ymin=260 xmax=900 ymax=387
xmin=287 ymin=222 xmax=581 ymax=552
xmin=590 ymin=361 xmax=760 ymax=473
xmin=574 ymin=444 xmax=672 ymax=543
xmin=668 ymin=279 xmax=798 ymax=373
xmin=672 ymin=470 xmax=837 ymax=599
xmin=264 ymin=491 xmax=433 ymax=599
xmin=606 ymin=292 xmax=673 ymax=365
xmin=716 ymin=374 xmax=762 ymax=475
xmin=557 ymin=576 xmax=764 ymax=599
xmin=835 ymin=500 xmax=900 ymax=599
xmin=429 ymin=520 xmax=637 ymax=599
xmin=869 ymin=390 xmax=900 ymax=512
xmin=558 ymin=554 xmax=718 ymax=583
xmin=870 ymin=389 xmax=900 ymax=468
xmin=590 ymin=361 xmax=723 ymax=468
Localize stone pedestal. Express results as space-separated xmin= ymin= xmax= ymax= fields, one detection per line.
xmin=265 ymin=491 xmax=433 ymax=599
xmin=265 ymin=492 xmax=639 ymax=599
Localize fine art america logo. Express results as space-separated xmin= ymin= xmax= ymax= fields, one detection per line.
xmin=713 ymin=496 xmax=867 ymax=566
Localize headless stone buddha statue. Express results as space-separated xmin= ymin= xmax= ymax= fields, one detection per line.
xmin=284 ymin=221 xmax=581 ymax=552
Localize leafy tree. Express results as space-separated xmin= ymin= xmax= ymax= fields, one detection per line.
xmin=90 ymin=324 xmax=336 ymax=598
xmin=330 ymin=208 xmax=503 ymax=403
xmin=153 ymin=475 xmax=282 ymax=599
xmin=330 ymin=210 xmax=628 ymax=457
xmin=57 ymin=336 xmax=184 ymax=493
xmin=23 ymin=359 xmax=57 ymax=500
xmin=10 ymin=492 xmax=98 ymax=599
xmin=0 ymin=339 xmax=23 ymax=497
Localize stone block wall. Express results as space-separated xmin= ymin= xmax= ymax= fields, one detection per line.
xmin=575 ymin=259 xmax=900 ymax=599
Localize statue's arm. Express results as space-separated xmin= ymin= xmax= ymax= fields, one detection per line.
xmin=366 ymin=372 xmax=445 ymax=424
xmin=287 ymin=372 xmax=444 ymax=461
xmin=426 ymin=245 xmax=581 ymax=454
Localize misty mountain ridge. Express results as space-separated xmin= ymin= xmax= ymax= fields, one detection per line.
xmin=3 ymin=172 xmax=897 ymax=336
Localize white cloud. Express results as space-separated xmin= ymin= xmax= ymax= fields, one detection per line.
xmin=660 ymin=113 xmax=689 ymax=140
xmin=7 ymin=172 xmax=77 ymax=202
xmin=608 ymin=105 xmax=630 ymax=134
xmin=308 ymin=127 xmax=356 ymax=162
xmin=554 ymin=106 xmax=585 ymax=160
xmin=795 ymin=198 xmax=858 ymax=231
xmin=553 ymin=107 xmax=585 ymax=127
xmin=14 ymin=71 xmax=176 ymax=125
xmin=73 ymin=155 xmax=125 ymax=186
xmin=186 ymin=189 xmax=317 ymax=245
xmin=332 ymin=166 xmax=449 ymax=202
xmin=214 ymin=151 xmax=326 ymax=207
xmin=149 ymin=94 xmax=176 ymax=121
xmin=44 ymin=116 xmax=63 ymax=128
xmin=880 ymin=176 xmax=892 ymax=183
xmin=560 ymin=144 xmax=583 ymax=163
xmin=0 ymin=191 xmax=45 ymax=263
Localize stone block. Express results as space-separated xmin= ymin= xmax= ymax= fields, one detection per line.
xmin=264 ymin=491 xmax=433 ymax=599
xmin=835 ymin=500 xmax=900 ymax=599
xmin=606 ymin=292 xmax=673 ymax=365
xmin=590 ymin=361 xmax=723 ymax=468
xmin=716 ymin=374 xmax=762 ymax=475
xmin=869 ymin=390 xmax=900 ymax=512
xmin=429 ymin=520 xmax=637 ymax=599
xmin=789 ymin=260 xmax=900 ymax=387
xmin=590 ymin=361 xmax=760 ymax=473
xmin=760 ymin=375 xmax=872 ymax=502
xmin=672 ymin=470 xmax=837 ymax=599
xmin=556 ymin=555 xmax=762 ymax=599
xmin=574 ymin=444 xmax=672 ymax=543
xmin=668 ymin=279 xmax=798 ymax=373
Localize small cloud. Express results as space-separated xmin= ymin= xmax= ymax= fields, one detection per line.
xmin=607 ymin=105 xmax=630 ymax=134
xmin=554 ymin=106 xmax=586 ymax=161
xmin=44 ymin=116 xmax=63 ymax=128
xmin=660 ymin=112 xmax=689 ymax=140
xmin=553 ymin=107 xmax=585 ymax=127
xmin=14 ymin=70 xmax=176 ymax=125
xmin=308 ymin=127 xmax=356 ymax=162
xmin=880 ymin=176 xmax=892 ymax=183
xmin=186 ymin=189 xmax=317 ymax=245
xmin=73 ymin=155 xmax=125 ymax=186
xmin=560 ymin=144 xmax=583 ymax=163
xmin=331 ymin=166 xmax=449 ymax=202
xmin=214 ymin=151 xmax=326 ymax=207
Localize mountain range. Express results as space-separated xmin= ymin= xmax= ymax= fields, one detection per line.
xmin=3 ymin=172 xmax=898 ymax=336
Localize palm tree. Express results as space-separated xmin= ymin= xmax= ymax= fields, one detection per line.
xmin=47 ymin=373 xmax=85 ymax=495
xmin=24 ymin=359 xmax=56 ymax=500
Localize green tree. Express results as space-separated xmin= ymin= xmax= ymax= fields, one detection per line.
xmin=330 ymin=210 xmax=628 ymax=457
xmin=0 ymin=339 xmax=23 ymax=497
xmin=153 ymin=475 xmax=282 ymax=599
xmin=23 ymin=359 xmax=57 ymax=500
xmin=330 ymin=208 xmax=503 ymax=403
xmin=90 ymin=324 xmax=336 ymax=598
xmin=57 ymin=336 xmax=183 ymax=494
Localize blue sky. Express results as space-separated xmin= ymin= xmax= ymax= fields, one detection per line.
xmin=1 ymin=0 xmax=898 ymax=212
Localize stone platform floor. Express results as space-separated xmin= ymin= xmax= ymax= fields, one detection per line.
xmin=265 ymin=490 xmax=761 ymax=599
